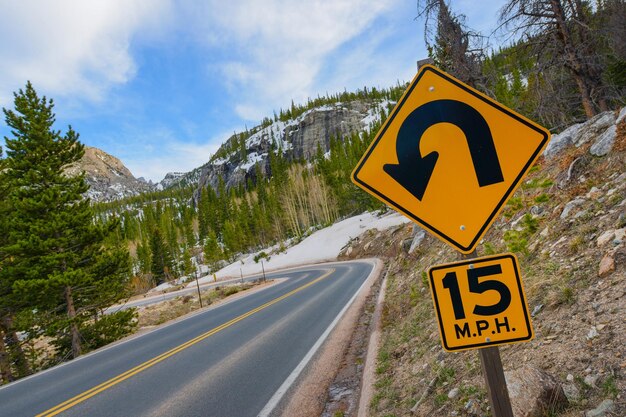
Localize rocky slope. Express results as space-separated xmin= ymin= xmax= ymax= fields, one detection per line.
xmin=339 ymin=107 xmax=626 ymax=417
xmin=153 ymin=99 xmax=392 ymax=196
xmin=157 ymin=166 xmax=205 ymax=190
xmin=65 ymin=146 xmax=153 ymax=202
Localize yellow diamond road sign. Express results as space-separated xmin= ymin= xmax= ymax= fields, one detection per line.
xmin=428 ymin=253 xmax=534 ymax=351
xmin=352 ymin=65 xmax=550 ymax=253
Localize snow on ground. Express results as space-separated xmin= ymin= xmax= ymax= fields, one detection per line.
xmin=188 ymin=211 xmax=410 ymax=286
xmin=238 ymin=152 xmax=266 ymax=171
xmin=148 ymin=276 xmax=190 ymax=294
xmin=150 ymin=282 xmax=175 ymax=292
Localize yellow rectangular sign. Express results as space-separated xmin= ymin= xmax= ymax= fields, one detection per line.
xmin=428 ymin=253 xmax=533 ymax=351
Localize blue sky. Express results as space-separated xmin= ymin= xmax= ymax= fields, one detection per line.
xmin=0 ymin=0 xmax=507 ymax=182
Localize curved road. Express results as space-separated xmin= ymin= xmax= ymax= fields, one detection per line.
xmin=0 ymin=260 xmax=376 ymax=417
xmin=107 ymin=274 xmax=272 ymax=312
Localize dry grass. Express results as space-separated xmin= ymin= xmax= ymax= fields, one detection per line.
xmin=558 ymin=141 xmax=592 ymax=171
xmin=614 ymin=119 xmax=626 ymax=152
xmin=129 ymin=274 xmax=153 ymax=295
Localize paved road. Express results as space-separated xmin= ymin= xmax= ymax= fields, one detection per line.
xmin=0 ymin=261 xmax=375 ymax=417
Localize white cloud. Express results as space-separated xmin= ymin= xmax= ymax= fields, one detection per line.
xmin=124 ymin=140 xmax=220 ymax=182
xmin=0 ymin=0 xmax=172 ymax=106
xmin=192 ymin=0 xmax=398 ymax=120
xmin=315 ymin=21 xmax=419 ymax=96
xmin=113 ymin=126 xmax=235 ymax=182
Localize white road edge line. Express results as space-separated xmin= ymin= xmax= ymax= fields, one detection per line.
xmin=257 ymin=260 xmax=377 ymax=417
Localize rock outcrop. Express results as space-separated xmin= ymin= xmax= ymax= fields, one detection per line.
xmin=188 ymin=99 xmax=391 ymax=199
xmin=65 ymin=146 xmax=153 ymax=202
xmin=545 ymin=108 xmax=623 ymax=159
xmin=157 ymin=166 xmax=204 ymax=190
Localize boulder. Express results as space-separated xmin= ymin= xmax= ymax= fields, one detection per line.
xmin=574 ymin=111 xmax=616 ymax=147
xmin=586 ymin=326 xmax=599 ymax=340
xmin=447 ymin=387 xmax=460 ymax=399
xmin=544 ymin=123 xmax=581 ymax=159
xmin=562 ymin=383 xmax=580 ymax=402
xmin=598 ymin=255 xmax=615 ymax=277
xmin=585 ymin=399 xmax=615 ymax=417
xmin=543 ymin=108 xmax=621 ymax=159
xmin=505 ymin=366 xmax=568 ymax=417
xmin=561 ymin=198 xmax=586 ymax=219
xmin=586 ymin=186 xmax=603 ymax=199
xmin=596 ymin=230 xmax=616 ymax=247
xmin=408 ymin=229 xmax=426 ymax=254
xmin=590 ymin=125 xmax=617 ymax=156
xmin=616 ymin=106 xmax=626 ymax=124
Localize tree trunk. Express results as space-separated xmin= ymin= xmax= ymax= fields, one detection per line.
xmin=0 ymin=326 xmax=14 ymax=384
xmin=1 ymin=316 xmax=31 ymax=378
xmin=572 ymin=74 xmax=597 ymax=118
xmin=64 ymin=286 xmax=82 ymax=358
xmin=550 ymin=0 xmax=598 ymax=118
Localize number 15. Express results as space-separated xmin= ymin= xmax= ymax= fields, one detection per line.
xmin=441 ymin=264 xmax=512 ymax=320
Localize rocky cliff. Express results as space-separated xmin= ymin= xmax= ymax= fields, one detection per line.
xmin=65 ymin=146 xmax=153 ymax=202
xmin=157 ymin=166 xmax=205 ymax=190
xmin=190 ymin=99 xmax=392 ymax=198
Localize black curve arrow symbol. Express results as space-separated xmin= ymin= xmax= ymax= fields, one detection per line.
xmin=383 ymin=99 xmax=504 ymax=201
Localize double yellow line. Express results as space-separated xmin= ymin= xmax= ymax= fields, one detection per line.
xmin=37 ymin=269 xmax=335 ymax=417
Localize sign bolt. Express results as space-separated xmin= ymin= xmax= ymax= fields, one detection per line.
xmin=429 ymin=86 xmax=435 ymax=92
xmin=469 ymin=264 xmax=474 ymax=269
xmin=460 ymin=225 xmax=466 ymax=231
xmin=486 ymin=337 xmax=491 ymax=342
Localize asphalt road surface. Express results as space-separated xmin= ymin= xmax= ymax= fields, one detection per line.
xmin=0 ymin=261 xmax=374 ymax=417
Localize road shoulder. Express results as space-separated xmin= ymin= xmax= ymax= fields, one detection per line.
xmin=271 ymin=258 xmax=384 ymax=417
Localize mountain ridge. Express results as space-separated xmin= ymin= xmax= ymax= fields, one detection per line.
xmin=65 ymin=146 xmax=153 ymax=202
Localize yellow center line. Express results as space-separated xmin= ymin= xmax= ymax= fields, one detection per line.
xmin=36 ymin=269 xmax=335 ymax=417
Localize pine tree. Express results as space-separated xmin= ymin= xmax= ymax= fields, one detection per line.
xmin=203 ymin=230 xmax=222 ymax=271
xmin=149 ymin=227 xmax=173 ymax=285
xmin=136 ymin=239 xmax=151 ymax=275
xmin=181 ymin=248 xmax=194 ymax=276
xmin=1 ymin=82 xmax=132 ymax=359
xmin=0 ymin=146 xmax=22 ymax=383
